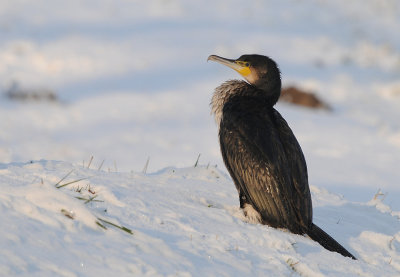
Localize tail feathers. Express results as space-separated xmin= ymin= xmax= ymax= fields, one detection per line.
xmin=307 ymin=223 xmax=356 ymax=260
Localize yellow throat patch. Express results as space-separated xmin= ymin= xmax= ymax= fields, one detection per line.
xmin=235 ymin=61 xmax=251 ymax=76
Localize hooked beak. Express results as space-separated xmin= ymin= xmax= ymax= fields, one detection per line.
xmin=208 ymin=55 xmax=251 ymax=77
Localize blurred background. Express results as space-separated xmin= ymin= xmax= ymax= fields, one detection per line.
xmin=1 ymin=0 xmax=400 ymax=207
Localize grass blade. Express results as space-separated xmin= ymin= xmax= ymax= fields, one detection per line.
xmin=142 ymin=157 xmax=150 ymax=174
xmin=194 ymin=153 xmax=201 ymax=167
xmin=56 ymin=177 xmax=91 ymax=189
xmin=84 ymin=195 xmax=98 ymax=204
xmin=97 ymin=160 xmax=105 ymax=171
xmin=97 ymin=217 xmax=133 ymax=235
xmin=54 ymin=169 xmax=74 ymax=187
xmin=87 ymin=156 xmax=94 ymax=169
xmin=61 ymin=209 xmax=75 ymax=219
xmin=75 ymin=196 xmax=104 ymax=203
xmin=96 ymin=221 xmax=107 ymax=230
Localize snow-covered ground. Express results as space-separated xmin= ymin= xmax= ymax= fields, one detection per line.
xmin=1 ymin=0 xmax=400 ymax=275
xmin=1 ymin=160 xmax=400 ymax=276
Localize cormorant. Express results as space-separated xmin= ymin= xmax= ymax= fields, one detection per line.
xmin=208 ymin=54 xmax=356 ymax=259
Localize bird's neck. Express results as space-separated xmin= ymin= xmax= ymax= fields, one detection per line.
xmin=211 ymin=80 xmax=280 ymax=126
xmin=254 ymin=78 xmax=281 ymax=106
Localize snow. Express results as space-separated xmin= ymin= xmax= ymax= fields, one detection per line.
xmin=1 ymin=0 xmax=400 ymax=275
xmin=1 ymin=161 xmax=399 ymax=276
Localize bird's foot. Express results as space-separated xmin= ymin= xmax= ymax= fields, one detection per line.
xmin=243 ymin=204 xmax=262 ymax=224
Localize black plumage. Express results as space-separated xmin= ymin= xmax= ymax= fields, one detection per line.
xmin=208 ymin=54 xmax=356 ymax=259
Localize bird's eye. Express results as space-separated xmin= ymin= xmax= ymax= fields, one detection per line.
xmin=245 ymin=63 xmax=250 ymax=67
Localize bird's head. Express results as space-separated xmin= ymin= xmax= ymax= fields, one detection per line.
xmin=208 ymin=54 xmax=281 ymax=93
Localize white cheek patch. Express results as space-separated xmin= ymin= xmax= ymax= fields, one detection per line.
xmin=243 ymin=71 xmax=258 ymax=84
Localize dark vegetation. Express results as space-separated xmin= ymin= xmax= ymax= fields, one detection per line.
xmin=3 ymin=81 xmax=58 ymax=102
xmin=280 ymin=86 xmax=331 ymax=110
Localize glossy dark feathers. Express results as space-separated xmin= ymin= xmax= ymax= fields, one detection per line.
xmin=211 ymin=54 xmax=356 ymax=259
xmin=220 ymin=95 xmax=311 ymax=233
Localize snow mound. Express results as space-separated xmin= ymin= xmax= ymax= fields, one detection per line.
xmin=0 ymin=160 xmax=399 ymax=276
